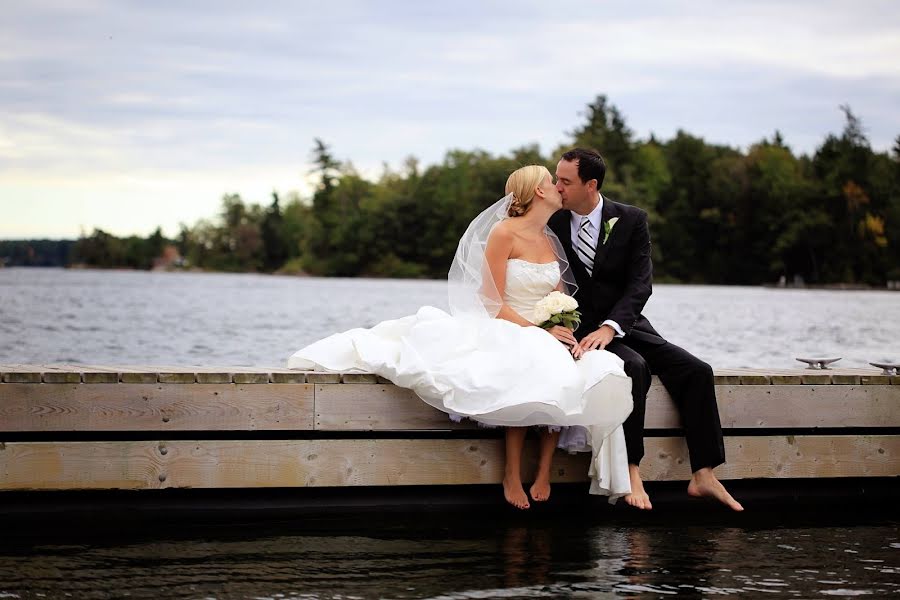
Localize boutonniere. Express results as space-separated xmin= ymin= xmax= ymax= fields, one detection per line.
xmin=602 ymin=217 xmax=619 ymax=244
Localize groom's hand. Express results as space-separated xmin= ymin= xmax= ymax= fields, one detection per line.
xmin=578 ymin=324 xmax=616 ymax=352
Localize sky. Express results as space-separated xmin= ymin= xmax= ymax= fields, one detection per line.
xmin=2 ymin=0 xmax=899 ymax=240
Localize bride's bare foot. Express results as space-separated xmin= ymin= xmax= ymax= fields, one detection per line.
xmin=503 ymin=475 xmax=530 ymax=509
xmin=623 ymin=464 xmax=652 ymax=510
xmin=687 ymin=468 xmax=744 ymax=511
xmin=530 ymin=474 xmax=551 ymax=502
xmin=528 ymin=427 xmax=559 ymax=503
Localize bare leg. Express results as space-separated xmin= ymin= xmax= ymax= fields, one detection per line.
xmin=503 ymin=427 xmax=530 ymax=509
xmin=687 ymin=467 xmax=744 ymax=511
xmin=530 ymin=428 xmax=560 ymax=501
xmin=623 ymin=463 xmax=653 ymax=510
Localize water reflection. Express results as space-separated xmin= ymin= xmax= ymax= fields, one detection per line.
xmin=0 ymin=519 xmax=897 ymax=599
xmin=501 ymin=527 xmax=548 ymax=588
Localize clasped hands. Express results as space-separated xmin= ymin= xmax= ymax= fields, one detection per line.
xmin=546 ymin=324 xmax=616 ymax=359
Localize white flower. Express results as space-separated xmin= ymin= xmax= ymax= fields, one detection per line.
xmin=602 ymin=217 xmax=620 ymax=244
xmin=557 ymin=292 xmax=578 ymax=312
xmin=534 ymin=291 xmax=578 ymax=318
xmin=543 ymin=297 xmax=560 ymax=314
xmin=532 ymin=291 xmax=582 ymax=330
xmin=532 ymin=306 xmax=552 ymax=324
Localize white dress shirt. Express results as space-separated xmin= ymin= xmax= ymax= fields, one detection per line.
xmin=569 ymin=195 xmax=625 ymax=338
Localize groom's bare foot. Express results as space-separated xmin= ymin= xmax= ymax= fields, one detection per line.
xmin=687 ymin=468 xmax=744 ymax=511
xmin=623 ymin=464 xmax=652 ymax=510
xmin=503 ymin=475 xmax=530 ymax=509
xmin=530 ymin=474 xmax=551 ymax=502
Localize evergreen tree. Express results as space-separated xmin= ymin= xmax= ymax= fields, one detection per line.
xmin=44 ymin=98 xmax=895 ymax=285
xmin=261 ymin=192 xmax=288 ymax=271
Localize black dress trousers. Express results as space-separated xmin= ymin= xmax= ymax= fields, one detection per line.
xmin=604 ymin=337 xmax=726 ymax=473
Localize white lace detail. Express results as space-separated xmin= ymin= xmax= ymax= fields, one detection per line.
xmin=507 ymin=258 xmax=558 ymax=268
xmin=503 ymin=259 xmax=560 ymax=324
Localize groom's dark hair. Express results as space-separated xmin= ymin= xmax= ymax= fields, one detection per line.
xmin=561 ymin=148 xmax=606 ymax=189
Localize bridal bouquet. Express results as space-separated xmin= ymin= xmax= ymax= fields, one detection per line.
xmin=533 ymin=291 xmax=581 ymax=331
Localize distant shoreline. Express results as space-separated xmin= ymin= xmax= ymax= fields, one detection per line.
xmin=3 ymin=264 xmax=899 ymax=291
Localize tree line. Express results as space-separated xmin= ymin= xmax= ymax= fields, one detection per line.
xmin=4 ymin=96 xmax=898 ymax=285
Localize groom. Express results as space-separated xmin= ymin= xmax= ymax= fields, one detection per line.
xmin=549 ymin=148 xmax=743 ymax=511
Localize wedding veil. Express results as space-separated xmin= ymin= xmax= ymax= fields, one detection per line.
xmin=447 ymin=193 xmax=578 ymax=320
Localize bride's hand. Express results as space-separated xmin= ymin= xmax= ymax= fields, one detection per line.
xmin=546 ymin=326 xmax=582 ymax=357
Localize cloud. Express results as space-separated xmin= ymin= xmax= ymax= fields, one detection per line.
xmin=1 ymin=0 xmax=898 ymax=238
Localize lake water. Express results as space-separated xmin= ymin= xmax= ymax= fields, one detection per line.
xmin=1 ymin=268 xmax=898 ymax=369
xmin=0 ymin=513 xmax=897 ymax=599
xmin=1 ymin=268 xmax=898 ymax=599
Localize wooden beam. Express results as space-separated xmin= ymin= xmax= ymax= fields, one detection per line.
xmin=1 ymin=435 xmax=895 ymax=490
xmin=0 ymin=384 xmax=314 ymax=431
xmin=316 ymin=384 xmax=900 ymax=431
xmin=3 ymin=380 xmax=896 ymax=433
xmin=700 ymin=384 xmax=900 ymax=429
xmin=315 ymin=385 xmax=479 ymax=430
xmin=3 ymin=365 xmax=896 ymax=384
xmin=643 ymin=435 xmax=899 ymax=481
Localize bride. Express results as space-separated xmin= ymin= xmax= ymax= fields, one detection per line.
xmin=288 ymin=165 xmax=633 ymax=509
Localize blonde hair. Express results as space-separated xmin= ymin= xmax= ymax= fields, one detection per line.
xmin=505 ymin=165 xmax=551 ymax=217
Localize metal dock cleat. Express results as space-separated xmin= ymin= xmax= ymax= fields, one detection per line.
xmin=869 ymin=362 xmax=900 ymax=375
xmin=796 ymin=357 xmax=842 ymax=370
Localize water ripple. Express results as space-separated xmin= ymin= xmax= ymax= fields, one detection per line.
xmin=0 ymin=521 xmax=896 ymax=599
xmin=1 ymin=268 xmax=899 ymax=368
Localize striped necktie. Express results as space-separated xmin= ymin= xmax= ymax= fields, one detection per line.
xmin=576 ymin=216 xmax=596 ymax=276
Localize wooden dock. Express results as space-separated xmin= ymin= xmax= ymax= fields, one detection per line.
xmin=0 ymin=364 xmax=897 ymax=496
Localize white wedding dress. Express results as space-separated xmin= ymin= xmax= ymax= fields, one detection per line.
xmin=288 ymin=259 xmax=633 ymax=500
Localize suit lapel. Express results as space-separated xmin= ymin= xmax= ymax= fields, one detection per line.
xmin=548 ymin=210 xmax=591 ymax=284
xmin=549 ymin=210 xmax=571 ymax=247
xmin=591 ymin=196 xmax=619 ymax=275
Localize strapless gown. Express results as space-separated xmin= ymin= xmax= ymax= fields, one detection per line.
xmin=287 ymin=259 xmax=633 ymax=500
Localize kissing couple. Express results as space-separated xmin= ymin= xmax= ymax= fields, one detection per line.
xmin=290 ymin=148 xmax=743 ymax=512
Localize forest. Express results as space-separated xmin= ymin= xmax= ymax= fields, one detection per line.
xmin=4 ymin=96 xmax=898 ymax=285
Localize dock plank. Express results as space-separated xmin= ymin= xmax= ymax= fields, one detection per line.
xmin=712 ymin=385 xmax=899 ymax=428
xmin=315 ymin=384 xmax=480 ymax=430
xmin=3 ymin=365 xmax=892 ymax=385
xmin=643 ymin=435 xmax=899 ymax=481
xmin=316 ymin=384 xmax=900 ymax=431
xmin=0 ymin=384 xmax=314 ymax=431
xmin=0 ymin=372 xmax=42 ymax=383
xmin=1 ymin=435 xmax=895 ymax=490
xmin=3 ymin=378 xmax=897 ymax=432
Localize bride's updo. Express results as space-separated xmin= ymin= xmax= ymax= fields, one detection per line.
xmin=505 ymin=165 xmax=551 ymax=217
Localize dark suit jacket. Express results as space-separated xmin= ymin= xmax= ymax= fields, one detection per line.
xmin=548 ymin=196 xmax=666 ymax=346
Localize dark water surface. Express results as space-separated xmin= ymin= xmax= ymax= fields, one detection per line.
xmin=0 ymin=514 xmax=897 ymax=599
